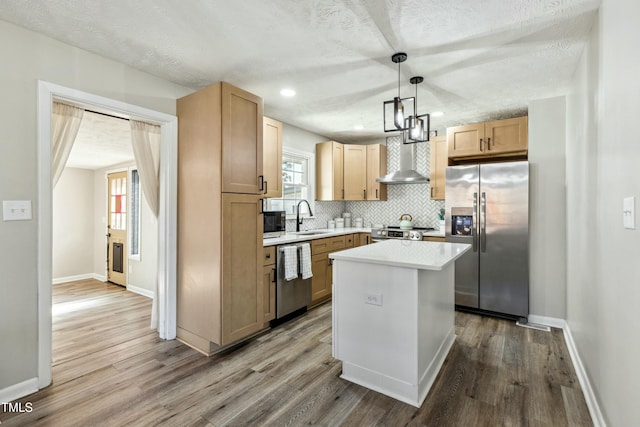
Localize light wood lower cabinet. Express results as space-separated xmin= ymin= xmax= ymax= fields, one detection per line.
xmin=311 ymin=252 xmax=332 ymax=304
xmin=359 ymin=233 xmax=371 ymax=245
xmin=221 ymin=194 xmax=264 ymax=345
xmin=423 ymin=236 xmax=446 ymax=242
xmin=262 ymin=246 xmax=276 ymax=324
xmin=310 ymin=235 xmax=347 ymax=306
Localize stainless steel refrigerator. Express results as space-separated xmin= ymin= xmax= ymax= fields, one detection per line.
xmin=445 ymin=161 xmax=529 ymax=319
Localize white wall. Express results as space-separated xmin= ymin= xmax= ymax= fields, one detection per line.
xmin=52 ymin=168 xmax=95 ymax=280
xmin=566 ymin=0 xmax=640 ymax=424
xmin=281 ymin=121 xmax=329 ymax=152
xmin=0 ymin=20 xmax=190 ymax=392
xmin=528 ymin=97 xmax=567 ymax=319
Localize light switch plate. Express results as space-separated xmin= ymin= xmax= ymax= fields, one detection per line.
xmin=3 ymin=200 xmax=32 ymax=221
xmin=623 ymin=196 xmax=635 ymax=230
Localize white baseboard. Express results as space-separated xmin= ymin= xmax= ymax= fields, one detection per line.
xmin=52 ymin=273 xmax=95 ymax=285
xmin=527 ymin=314 xmax=566 ymax=329
xmin=563 ymin=323 xmax=606 ymax=427
xmin=126 ymin=284 xmax=154 ymax=299
xmin=0 ymin=377 xmax=38 ymax=404
xmin=52 ymin=273 xmax=107 ymax=285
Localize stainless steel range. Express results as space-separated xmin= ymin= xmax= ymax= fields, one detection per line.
xmin=371 ymin=226 xmax=435 ymax=241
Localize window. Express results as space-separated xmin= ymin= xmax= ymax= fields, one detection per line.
xmin=267 ymin=148 xmax=314 ymax=218
xmin=130 ymin=169 xmax=141 ymax=258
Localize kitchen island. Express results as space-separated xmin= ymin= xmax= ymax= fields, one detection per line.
xmin=330 ymin=240 xmax=471 ymax=407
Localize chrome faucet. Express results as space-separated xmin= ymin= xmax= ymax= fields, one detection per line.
xmin=296 ymin=199 xmax=313 ymax=232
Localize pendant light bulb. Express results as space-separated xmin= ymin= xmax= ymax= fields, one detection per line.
xmin=394 ymin=97 xmax=404 ymax=129
xmin=409 ymin=76 xmax=425 ymax=141
xmin=391 ymin=53 xmax=407 ymax=129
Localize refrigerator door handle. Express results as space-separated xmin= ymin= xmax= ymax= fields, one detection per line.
xmin=472 ymin=192 xmax=478 ymax=252
xmin=480 ymin=192 xmax=487 ymax=252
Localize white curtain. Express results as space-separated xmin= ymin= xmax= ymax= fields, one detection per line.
xmin=130 ymin=120 xmax=162 ymax=331
xmin=51 ymin=102 xmax=84 ymax=187
xmin=130 ymin=120 xmax=161 ymax=217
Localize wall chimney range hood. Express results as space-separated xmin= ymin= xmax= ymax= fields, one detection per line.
xmin=376 ymin=143 xmax=429 ymax=184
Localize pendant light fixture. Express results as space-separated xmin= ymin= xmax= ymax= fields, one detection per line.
xmin=383 ymin=52 xmax=414 ymax=133
xmin=404 ymin=76 xmax=430 ymax=144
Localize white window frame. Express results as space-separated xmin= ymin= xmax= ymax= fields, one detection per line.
xmin=128 ymin=167 xmax=141 ymax=261
xmin=266 ymin=147 xmax=315 ymax=220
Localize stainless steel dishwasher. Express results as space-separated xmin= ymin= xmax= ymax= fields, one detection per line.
xmin=275 ymin=244 xmax=312 ymax=320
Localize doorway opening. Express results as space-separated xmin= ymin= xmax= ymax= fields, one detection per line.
xmin=37 ymin=81 xmax=178 ymax=390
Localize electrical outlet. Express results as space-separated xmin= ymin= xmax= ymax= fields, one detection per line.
xmin=3 ymin=200 xmax=32 ymax=221
xmin=623 ymin=196 xmax=635 ymax=229
xmin=364 ymin=293 xmax=382 ymax=306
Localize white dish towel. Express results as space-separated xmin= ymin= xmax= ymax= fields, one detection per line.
xmin=284 ymin=245 xmax=298 ymax=281
xmin=300 ymin=243 xmax=313 ymax=279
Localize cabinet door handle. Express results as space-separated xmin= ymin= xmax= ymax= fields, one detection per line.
xmin=375 ymin=189 xmax=378 ymax=199
xmin=363 ymin=189 xmax=366 ymax=199
xmin=342 ymin=189 xmax=344 ymax=200
xmin=487 ymin=137 xmax=491 ymax=150
xmin=265 ymin=252 xmax=271 ymax=260
xmin=259 ymin=198 xmax=264 ymax=214
xmin=271 ymin=268 xmax=276 ymax=283
xmin=263 ymin=180 xmax=268 ymax=195
xmin=431 ymin=187 xmax=434 ymax=198
xmin=479 ymin=138 xmax=483 ymax=151
xmin=258 ymin=175 xmax=264 ymax=192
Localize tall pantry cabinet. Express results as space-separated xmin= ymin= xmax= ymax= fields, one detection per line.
xmin=177 ymin=82 xmax=265 ymax=355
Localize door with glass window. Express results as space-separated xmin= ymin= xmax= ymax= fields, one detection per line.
xmin=107 ymin=171 xmax=127 ymax=286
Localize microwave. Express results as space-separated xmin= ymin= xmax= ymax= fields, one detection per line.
xmin=263 ymin=210 xmax=286 ymax=238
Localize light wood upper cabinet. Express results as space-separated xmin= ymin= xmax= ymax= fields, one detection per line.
xmin=429 ymin=135 xmax=447 ymax=200
xmin=366 ymin=144 xmax=387 ymax=201
xmin=316 ymin=142 xmax=387 ymax=201
xmin=484 ymin=117 xmax=528 ymax=155
xmin=316 ymin=141 xmax=344 ymax=201
xmin=447 ymin=116 xmax=528 ymax=160
xmin=344 ymin=144 xmax=367 ymax=200
xmin=263 ymin=117 xmax=283 ymax=198
xmin=447 ymin=122 xmax=484 ymax=158
xmin=221 ymin=83 xmax=264 ymax=194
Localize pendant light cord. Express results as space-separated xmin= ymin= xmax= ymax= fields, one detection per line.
xmin=397 ymin=61 xmax=401 ymax=98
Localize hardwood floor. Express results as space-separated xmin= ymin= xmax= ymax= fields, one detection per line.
xmin=1 ymin=279 xmax=592 ymax=426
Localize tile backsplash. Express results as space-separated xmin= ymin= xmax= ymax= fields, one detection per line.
xmin=346 ymin=135 xmax=444 ymax=229
xmin=286 ymin=134 xmax=444 ymax=232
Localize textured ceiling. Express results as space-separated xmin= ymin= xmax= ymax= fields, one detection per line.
xmin=0 ymin=0 xmax=599 ymax=168
xmin=65 ymin=111 xmax=133 ymax=170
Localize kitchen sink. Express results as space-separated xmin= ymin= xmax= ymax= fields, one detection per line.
xmin=295 ymin=230 xmax=330 ymax=236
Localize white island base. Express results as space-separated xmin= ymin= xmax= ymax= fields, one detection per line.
xmin=331 ymin=240 xmax=470 ymax=407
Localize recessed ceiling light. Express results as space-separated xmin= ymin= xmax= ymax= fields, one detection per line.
xmin=280 ymin=88 xmax=296 ymax=97
xmin=354 ymin=125 xmax=364 ymax=130
xmin=431 ymin=111 xmax=444 ymax=117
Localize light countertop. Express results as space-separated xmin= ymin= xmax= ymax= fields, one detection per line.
xmin=263 ymin=227 xmax=445 ymax=247
xmin=263 ymin=227 xmax=372 ymax=247
xmin=328 ymin=239 xmax=471 ymax=271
